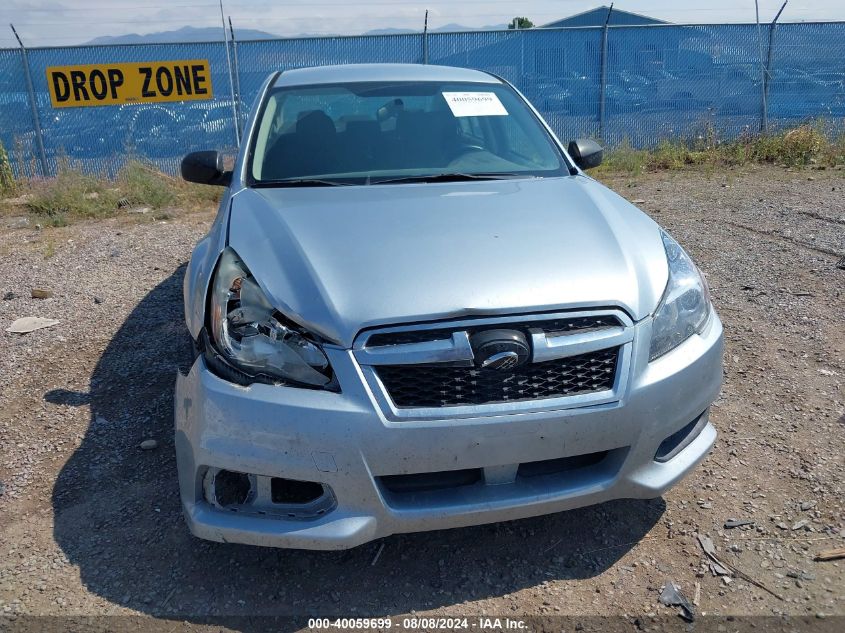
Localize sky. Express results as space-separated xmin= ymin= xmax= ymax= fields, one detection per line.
xmin=1 ymin=0 xmax=844 ymax=47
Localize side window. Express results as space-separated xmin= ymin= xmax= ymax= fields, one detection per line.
xmin=252 ymin=95 xmax=280 ymax=180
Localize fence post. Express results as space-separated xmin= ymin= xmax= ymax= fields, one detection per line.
xmin=228 ymin=17 xmax=243 ymax=139
xmin=519 ymin=28 xmax=525 ymax=79
xmin=10 ymin=24 xmax=48 ymax=178
xmin=423 ymin=10 xmax=429 ymax=64
xmin=598 ymin=4 xmax=613 ymax=140
xmin=219 ymin=0 xmax=240 ymax=147
xmin=755 ymin=1 xmax=767 ymax=133
xmin=762 ymin=1 xmax=788 ymax=134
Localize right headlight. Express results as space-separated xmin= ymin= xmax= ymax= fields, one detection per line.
xmin=649 ymin=230 xmax=712 ymax=361
xmin=205 ymin=247 xmax=336 ymax=389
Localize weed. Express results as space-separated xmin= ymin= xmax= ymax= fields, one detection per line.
xmin=599 ymin=122 xmax=845 ymax=174
xmin=117 ymin=161 xmax=175 ymax=209
xmin=117 ymin=158 xmax=220 ymax=211
xmin=21 ymin=159 xmax=221 ymax=225
xmin=0 ymin=141 xmax=15 ymax=196
xmin=26 ymin=168 xmax=121 ymax=220
xmin=599 ymin=139 xmax=649 ymax=175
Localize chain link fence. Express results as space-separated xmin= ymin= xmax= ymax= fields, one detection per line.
xmin=1 ymin=22 xmax=844 ymax=177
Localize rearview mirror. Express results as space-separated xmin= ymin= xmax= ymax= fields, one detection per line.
xmin=567 ymin=139 xmax=603 ymax=170
xmin=181 ymin=150 xmax=231 ymax=186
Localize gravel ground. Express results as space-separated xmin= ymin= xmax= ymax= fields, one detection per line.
xmin=0 ymin=166 xmax=843 ymax=628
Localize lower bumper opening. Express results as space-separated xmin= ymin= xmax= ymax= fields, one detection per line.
xmin=376 ymin=448 xmax=628 ymax=510
xmin=202 ymin=468 xmax=336 ymax=520
xmin=380 ymin=468 xmax=483 ymax=494
xmin=654 ymin=410 xmax=709 ymax=463
xmin=517 ymin=450 xmax=609 ymax=478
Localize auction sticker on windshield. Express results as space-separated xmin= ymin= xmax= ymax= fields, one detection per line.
xmin=442 ymin=91 xmax=508 ymax=117
xmin=46 ymin=60 xmax=213 ymax=108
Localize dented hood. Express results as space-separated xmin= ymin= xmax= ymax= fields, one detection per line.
xmin=227 ymin=176 xmax=668 ymax=347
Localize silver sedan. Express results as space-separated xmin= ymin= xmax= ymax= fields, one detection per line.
xmin=175 ymin=63 xmax=723 ymax=549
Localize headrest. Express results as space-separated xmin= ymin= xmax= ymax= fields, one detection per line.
xmin=296 ymin=110 xmax=336 ymax=137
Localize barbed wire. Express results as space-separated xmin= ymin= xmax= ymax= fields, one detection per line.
xmin=0 ymin=0 xmax=836 ymax=47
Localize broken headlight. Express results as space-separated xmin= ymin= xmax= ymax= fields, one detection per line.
xmin=649 ymin=231 xmax=712 ymax=361
xmin=207 ymin=247 xmax=335 ymax=389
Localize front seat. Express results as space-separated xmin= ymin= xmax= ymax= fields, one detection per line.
xmin=264 ymin=110 xmax=338 ymax=179
xmin=291 ymin=110 xmax=338 ymax=177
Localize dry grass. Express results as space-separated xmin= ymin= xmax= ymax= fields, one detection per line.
xmin=2 ymin=122 xmax=844 ymax=227
xmin=0 ymin=141 xmax=16 ymax=197
xmin=597 ymin=122 xmax=845 ymax=176
xmin=1 ymin=159 xmax=221 ymax=226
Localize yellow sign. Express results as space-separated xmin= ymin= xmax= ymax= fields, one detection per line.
xmin=46 ymin=60 xmax=213 ymax=108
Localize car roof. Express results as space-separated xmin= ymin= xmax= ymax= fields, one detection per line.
xmin=273 ymin=63 xmax=500 ymax=87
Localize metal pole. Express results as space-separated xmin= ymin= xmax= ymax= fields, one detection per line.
xmin=511 ymin=19 xmax=524 ymax=87
xmin=519 ymin=22 xmax=525 ymax=79
xmin=219 ymin=0 xmax=240 ymax=146
xmin=10 ymin=24 xmax=48 ymax=178
xmin=423 ymin=10 xmax=429 ymax=65
xmin=228 ymin=16 xmax=243 ymax=138
xmin=598 ymin=4 xmax=613 ymax=140
xmin=762 ymin=0 xmax=788 ymax=134
xmin=755 ymin=1 xmax=767 ymax=132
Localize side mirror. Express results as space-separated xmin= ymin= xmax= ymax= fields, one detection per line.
xmin=181 ymin=150 xmax=231 ymax=186
xmin=567 ymin=139 xmax=603 ymax=170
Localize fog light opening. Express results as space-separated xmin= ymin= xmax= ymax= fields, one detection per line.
xmin=654 ymin=410 xmax=708 ymax=463
xmin=202 ymin=469 xmax=334 ymax=519
xmin=271 ymin=477 xmax=325 ymax=504
xmin=208 ymin=469 xmax=253 ymax=507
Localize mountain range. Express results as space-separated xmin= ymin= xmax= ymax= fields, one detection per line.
xmin=84 ymin=23 xmax=509 ymax=45
xmin=85 ymin=26 xmax=278 ymax=45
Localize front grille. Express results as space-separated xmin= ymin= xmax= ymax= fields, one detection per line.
xmin=376 ymin=347 xmax=619 ymax=408
xmin=365 ymin=315 xmax=620 ymax=347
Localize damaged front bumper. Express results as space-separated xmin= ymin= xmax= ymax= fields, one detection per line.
xmin=174 ymin=314 xmax=723 ymax=550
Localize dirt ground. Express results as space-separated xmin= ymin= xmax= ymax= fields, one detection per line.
xmin=0 ymin=166 xmax=843 ymax=629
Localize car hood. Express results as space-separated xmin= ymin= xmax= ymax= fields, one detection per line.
xmin=227 ymin=176 xmax=668 ymax=347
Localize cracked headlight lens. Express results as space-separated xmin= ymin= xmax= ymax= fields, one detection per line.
xmin=207 ymin=247 xmax=335 ymax=388
xmin=649 ymin=231 xmax=712 ymax=361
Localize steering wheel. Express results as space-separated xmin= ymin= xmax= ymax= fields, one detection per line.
xmin=448 ymin=143 xmax=487 ymax=162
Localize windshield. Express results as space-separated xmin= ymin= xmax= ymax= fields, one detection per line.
xmin=248 ymin=80 xmax=568 ymax=185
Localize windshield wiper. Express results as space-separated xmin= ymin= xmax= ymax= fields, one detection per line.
xmin=253 ymin=178 xmax=352 ymax=188
xmin=369 ymin=173 xmax=534 ymax=185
